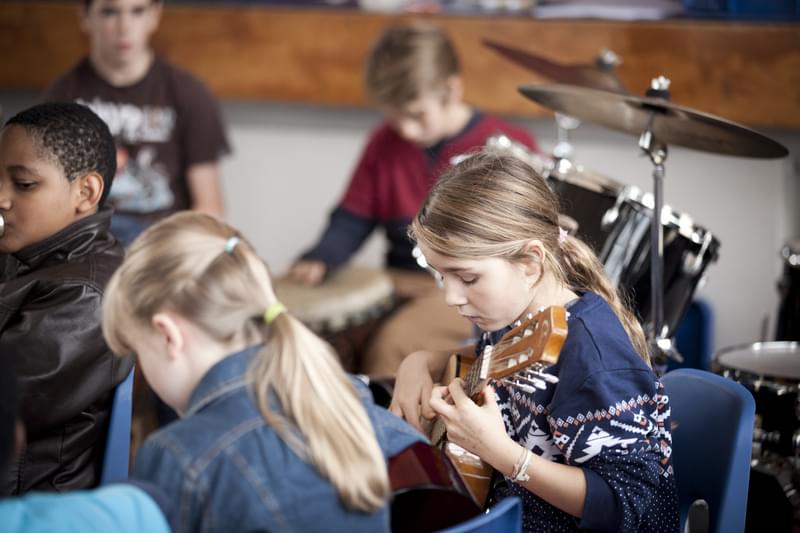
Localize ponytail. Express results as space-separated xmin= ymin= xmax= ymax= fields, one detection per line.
xmin=555 ymin=236 xmax=650 ymax=363
xmin=246 ymin=283 xmax=391 ymax=513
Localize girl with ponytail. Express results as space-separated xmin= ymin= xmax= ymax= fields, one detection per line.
xmin=390 ymin=151 xmax=678 ymax=532
xmin=102 ymin=212 xmax=423 ymax=533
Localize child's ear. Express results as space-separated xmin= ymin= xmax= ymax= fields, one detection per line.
xmin=74 ymin=172 xmax=104 ymax=214
xmin=520 ymin=240 xmax=545 ymax=283
xmin=152 ymin=312 xmax=185 ymax=362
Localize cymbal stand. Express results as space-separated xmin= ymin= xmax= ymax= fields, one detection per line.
xmin=552 ymin=113 xmax=580 ymax=167
xmin=552 ymin=49 xmax=623 ymax=171
xmin=638 ymin=76 xmax=681 ymax=364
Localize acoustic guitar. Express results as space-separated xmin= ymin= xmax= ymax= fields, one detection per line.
xmin=389 ymin=306 xmax=568 ymax=531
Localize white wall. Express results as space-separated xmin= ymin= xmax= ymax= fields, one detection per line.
xmin=2 ymin=90 xmax=798 ymax=353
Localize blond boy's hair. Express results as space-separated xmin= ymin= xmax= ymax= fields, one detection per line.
xmin=365 ymin=23 xmax=460 ymax=108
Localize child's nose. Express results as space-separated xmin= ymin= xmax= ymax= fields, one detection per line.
xmin=443 ymin=280 xmax=467 ymax=307
xmin=0 ymin=190 xmax=10 ymax=210
xmin=118 ymin=12 xmax=133 ymax=35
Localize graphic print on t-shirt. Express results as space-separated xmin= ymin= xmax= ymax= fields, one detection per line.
xmin=78 ymin=97 xmax=175 ymax=213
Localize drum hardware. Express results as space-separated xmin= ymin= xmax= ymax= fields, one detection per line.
xmin=717 ymin=342 xmax=800 ymax=459
xmin=485 ymin=134 xmax=554 ymax=177
xmin=683 ymin=232 xmax=715 ymax=277
xmin=552 ymin=112 xmax=580 ymax=163
xmin=794 ymin=429 xmax=800 ymax=455
xmin=776 ymin=240 xmax=800 ymax=342
xmin=783 ymin=243 xmax=800 ymax=268
xmin=550 ymin=50 xmax=621 ymax=165
xmin=519 ymin=80 xmax=789 ymax=363
xmin=600 ymin=185 xmax=641 ymax=229
xmin=753 ymin=427 xmax=784 ymax=445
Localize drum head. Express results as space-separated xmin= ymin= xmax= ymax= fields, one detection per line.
xmin=716 ymin=342 xmax=800 ymax=381
xmin=275 ymin=266 xmax=394 ymax=331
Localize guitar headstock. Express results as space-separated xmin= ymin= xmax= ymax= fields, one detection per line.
xmin=466 ymin=306 xmax=568 ymax=398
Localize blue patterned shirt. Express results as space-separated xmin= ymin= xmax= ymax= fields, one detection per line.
xmin=484 ymin=292 xmax=679 ymax=532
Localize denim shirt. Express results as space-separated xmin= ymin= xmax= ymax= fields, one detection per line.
xmin=132 ymin=345 xmax=425 ymax=533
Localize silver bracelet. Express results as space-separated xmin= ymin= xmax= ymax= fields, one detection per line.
xmin=510 ymin=448 xmax=532 ymax=483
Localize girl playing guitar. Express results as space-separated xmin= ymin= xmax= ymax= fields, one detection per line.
xmin=390 ymin=151 xmax=679 ymax=532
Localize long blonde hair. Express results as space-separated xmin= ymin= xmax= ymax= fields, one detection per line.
xmin=410 ymin=151 xmax=650 ymax=362
xmin=102 ymin=212 xmax=390 ymax=511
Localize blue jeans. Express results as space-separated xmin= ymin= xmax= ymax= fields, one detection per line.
xmin=110 ymin=214 xmax=150 ymax=247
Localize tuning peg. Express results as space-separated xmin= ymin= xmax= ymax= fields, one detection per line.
xmin=526 ymin=368 xmax=559 ymax=385
xmin=525 ymin=364 xmax=560 ymax=384
xmin=510 ymin=372 xmax=548 ymax=391
xmin=502 ymin=378 xmax=536 ymax=395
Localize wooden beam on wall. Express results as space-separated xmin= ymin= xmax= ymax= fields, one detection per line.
xmin=1 ymin=2 xmax=798 ymax=129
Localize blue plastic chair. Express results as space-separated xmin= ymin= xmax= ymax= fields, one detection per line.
xmin=100 ymin=367 xmax=135 ymax=485
xmin=661 ymin=368 xmax=755 ymax=533
xmin=672 ymin=299 xmax=715 ymax=371
xmin=437 ymin=496 xmax=522 ymax=533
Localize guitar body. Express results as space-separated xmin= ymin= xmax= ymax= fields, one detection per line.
xmin=389 ymin=441 xmax=482 ymax=532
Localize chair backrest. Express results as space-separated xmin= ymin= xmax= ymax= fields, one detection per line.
xmin=672 ymin=299 xmax=715 ymax=371
xmin=436 ymin=496 xmax=522 ymax=533
xmin=661 ymin=368 xmax=755 ymax=533
xmin=100 ymin=367 xmax=135 ymax=485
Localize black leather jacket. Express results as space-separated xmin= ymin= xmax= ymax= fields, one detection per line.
xmin=0 ymin=209 xmax=133 ymax=494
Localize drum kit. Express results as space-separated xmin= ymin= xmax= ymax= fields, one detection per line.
xmin=484 ymin=39 xmax=798 ymax=531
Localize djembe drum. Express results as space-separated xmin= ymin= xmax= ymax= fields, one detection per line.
xmin=274 ymin=266 xmax=395 ymax=372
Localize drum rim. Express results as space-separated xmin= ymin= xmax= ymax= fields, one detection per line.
xmin=549 ymin=163 xmax=627 ymax=196
xmin=715 ymin=341 xmax=800 ymax=381
xmin=716 ymin=340 xmax=800 ymax=357
xmin=484 ymin=134 xmax=553 ymax=175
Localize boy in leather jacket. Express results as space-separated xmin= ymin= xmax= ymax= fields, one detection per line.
xmin=0 ymin=102 xmax=133 ymax=494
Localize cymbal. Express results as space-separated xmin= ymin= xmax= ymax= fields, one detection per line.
xmin=483 ymin=38 xmax=627 ymax=94
xmin=518 ymin=84 xmax=789 ymax=159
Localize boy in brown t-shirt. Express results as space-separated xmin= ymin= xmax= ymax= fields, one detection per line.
xmin=42 ymin=0 xmax=230 ymax=245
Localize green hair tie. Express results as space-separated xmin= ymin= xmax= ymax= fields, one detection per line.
xmin=264 ymin=302 xmax=287 ymax=324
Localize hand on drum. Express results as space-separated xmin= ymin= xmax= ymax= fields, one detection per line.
xmin=288 ymin=260 xmax=327 ymax=286
xmin=389 ymin=350 xmax=441 ymax=431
